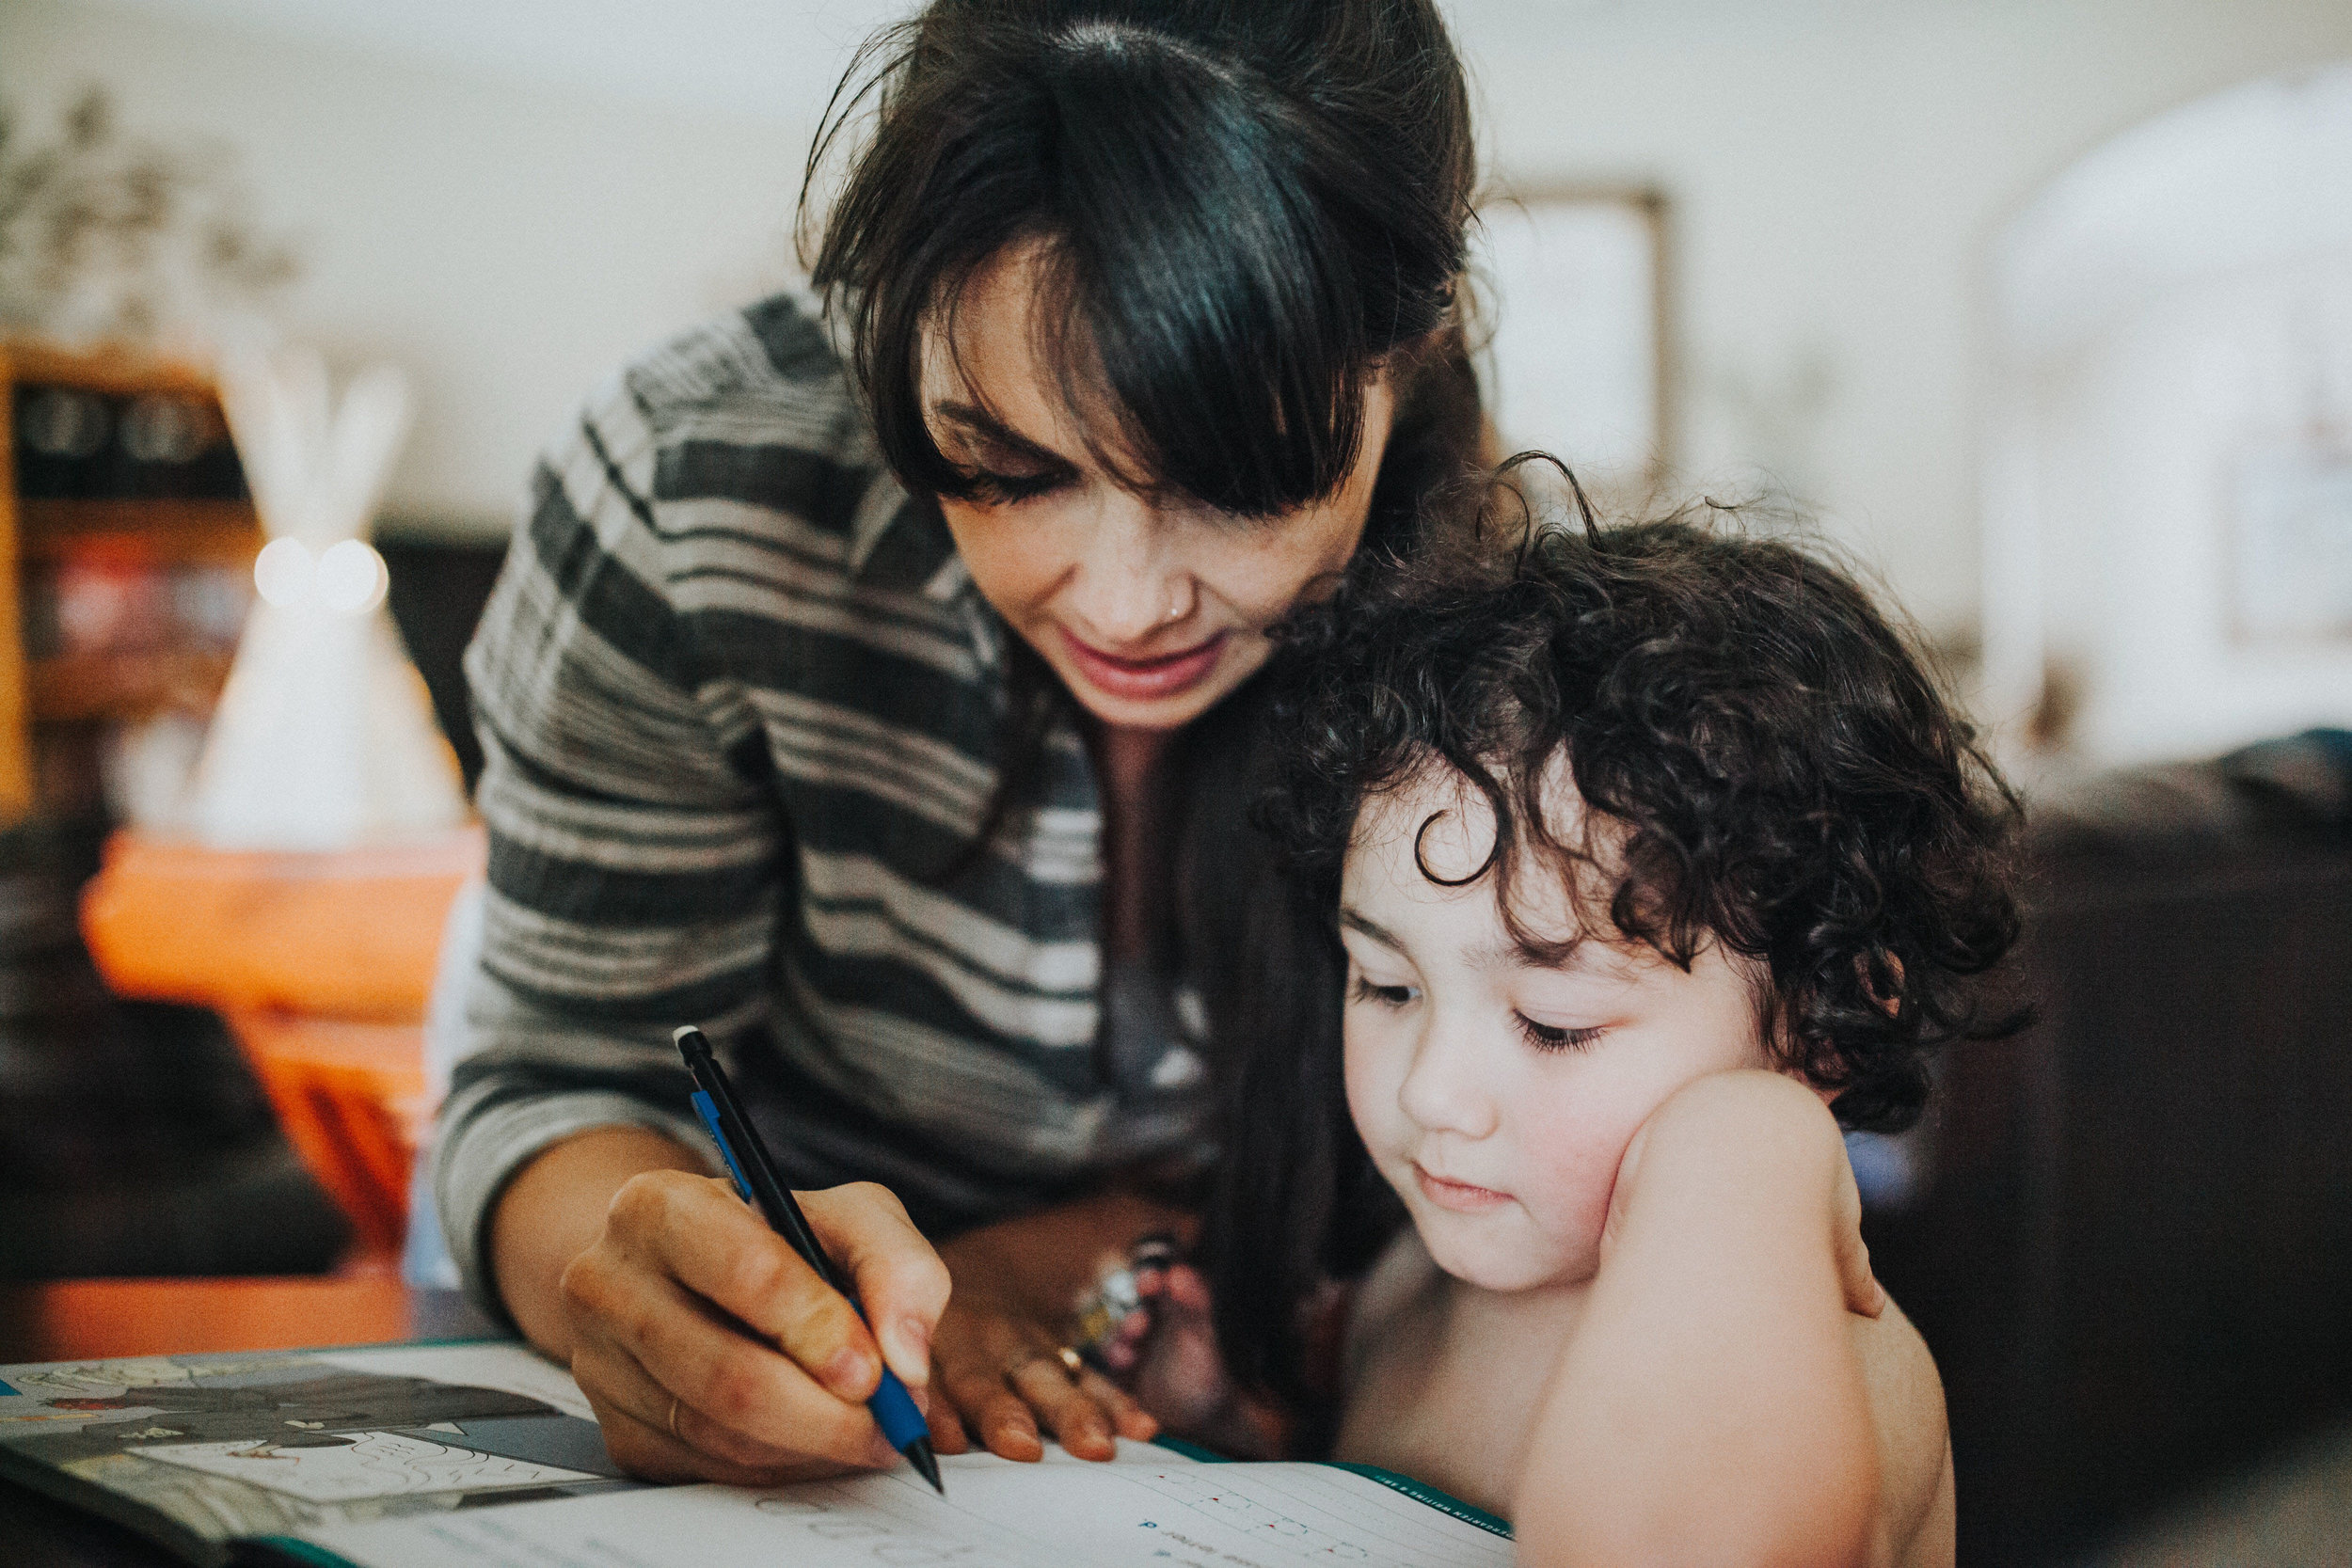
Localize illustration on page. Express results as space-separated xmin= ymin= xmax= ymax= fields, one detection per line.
xmin=0 ymin=1345 xmax=642 ymax=1544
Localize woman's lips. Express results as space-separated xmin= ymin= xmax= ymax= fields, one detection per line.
xmin=1057 ymin=628 xmax=1230 ymax=704
xmin=1414 ymin=1164 xmax=1512 ymax=1213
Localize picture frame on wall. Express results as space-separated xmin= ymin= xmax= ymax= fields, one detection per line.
xmin=1468 ymin=186 xmax=1671 ymax=500
xmin=2229 ymin=436 xmax=2352 ymax=648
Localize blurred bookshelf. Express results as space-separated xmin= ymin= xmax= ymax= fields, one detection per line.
xmin=0 ymin=341 xmax=263 ymax=827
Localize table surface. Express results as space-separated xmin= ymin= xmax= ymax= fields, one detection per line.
xmin=0 ymin=1276 xmax=503 ymax=1567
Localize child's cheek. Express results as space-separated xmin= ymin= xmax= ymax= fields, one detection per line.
xmin=1342 ymin=1020 xmax=1408 ymax=1169
xmin=1512 ymin=1081 xmax=1650 ymax=1264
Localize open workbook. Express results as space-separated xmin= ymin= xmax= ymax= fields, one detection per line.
xmin=0 ymin=1340 xmax=1513 ymax=1567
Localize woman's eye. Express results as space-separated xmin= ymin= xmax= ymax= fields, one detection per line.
xmin=1349 ymin=975 xmax=1420 ymax=1009
xmin=1515 ymin=1014 xmax=1603 ymax=1053
xmin=962 ymin=467 xmax=1068 ymax=505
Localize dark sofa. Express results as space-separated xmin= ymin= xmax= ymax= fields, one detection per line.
xmin=1868 ymin=736 xmax=2352 ymax=1565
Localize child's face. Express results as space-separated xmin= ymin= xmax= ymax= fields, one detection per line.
xmin=1340 ymin=765 xmax=1778 ymax=1294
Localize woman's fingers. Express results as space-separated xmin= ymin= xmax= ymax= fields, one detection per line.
xmin=946 ymin=1378 xmax=1044 ymax=1461
xmin=613 ymin=1172 xmax=882 ymax=1403
xmin=801 ymin=1182 xmax=953 ymax=1391
xmin=580 ymin=1378 xmax=747 ymax=1484
xmin=930 ymin=1293 xmax=1036 ymax=1458
xmin=924 ymin=1379 xmax=973 ymax=1454
xmin=572 ymin=1338 xmax=876 ymax=1477
xmin=564 ymin=1235 xmax=896 ymax=1465
xmin=931 ymin=1305 xmax=1137 ymax=1462
xmin=1078 ymin=1366 xmax=1159 ymax=1441
xmin=583 ymin=1382 xmax=854 ymax=1487
xmin=557 ymin=1171 xmax=969 ymax=1482
xmin=1009 ymin=1354 xmax=1113 ymax=1460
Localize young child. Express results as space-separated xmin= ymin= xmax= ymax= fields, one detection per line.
xmin=1251 ymin=493 xmax=2023 ymax=1567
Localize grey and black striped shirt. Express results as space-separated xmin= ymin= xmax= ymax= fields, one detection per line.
xmin=434 ymin=294 xmax=1213 ymax=1319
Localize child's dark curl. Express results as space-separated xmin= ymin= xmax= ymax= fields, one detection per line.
xmin=1265 ymin=467 xmax=2028 ymax=1133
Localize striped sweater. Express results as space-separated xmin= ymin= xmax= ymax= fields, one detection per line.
xmin=434 ymin=294 xmax=1213 ymax=1319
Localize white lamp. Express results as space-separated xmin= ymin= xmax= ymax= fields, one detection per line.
xmin=185 ymin=347 xmax=468 ymax=849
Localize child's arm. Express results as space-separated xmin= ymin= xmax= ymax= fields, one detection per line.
xmin=1512 ymin=1070 xmax=1884 ymax=1568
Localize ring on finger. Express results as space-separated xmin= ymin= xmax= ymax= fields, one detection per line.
xmin=668 ymin=1395 xmax=682 ymax=1440
xmin=1002 ymin=1348 xmax=1080 ymax=1386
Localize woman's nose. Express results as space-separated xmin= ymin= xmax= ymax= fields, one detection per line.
xmin=1395 ymin=1015 xmax=1500 ymax=1140
xmin=1062 ymin=492 xmax=1189 ymax=649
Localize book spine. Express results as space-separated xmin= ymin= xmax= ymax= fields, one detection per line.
xmin=1321 ymin=1462 xmax=1514 ymax=1539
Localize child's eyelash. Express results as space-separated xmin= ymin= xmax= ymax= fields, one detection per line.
xmin=1349 ymin=975 xmax=1417 ymax=1008
xmin=1515 ymin=1014 xmax=1603 ymax=1053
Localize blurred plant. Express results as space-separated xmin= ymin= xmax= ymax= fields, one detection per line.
xmin=0 ymin=86 xmax=298 ymax=346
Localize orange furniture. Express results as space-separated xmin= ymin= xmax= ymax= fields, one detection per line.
xmin=0 ymin=341 xmax=265 ymax=826
xmin=80 ymin=826 xmax=484 ymax=1257
xmin=0 ymin=1275 xmax=414 ymax=1361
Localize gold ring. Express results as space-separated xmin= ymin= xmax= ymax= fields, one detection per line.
xmin=668 ymin=1395 xmax=682 ymax=1439
xmin=1003 ymin=1347 xmax=1085 ymax=1385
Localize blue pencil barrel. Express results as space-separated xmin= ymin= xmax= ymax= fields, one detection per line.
xmin=691 ymin=1087 xmax=930 ymax=1459
xmin=867 ymin=1366 xmax=930 ymax=1453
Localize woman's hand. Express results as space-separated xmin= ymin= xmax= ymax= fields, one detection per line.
xmin=921 ymin=1190 xmax=1183 ymax=1462
xmin=560 ymin=1172 xmax=950 ymax=1483
xmin=494 ymin=1129 xmax=949 ymax=1485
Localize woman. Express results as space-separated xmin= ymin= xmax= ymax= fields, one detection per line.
xmin=437 ymin=0 xmax=1478 ymax=1482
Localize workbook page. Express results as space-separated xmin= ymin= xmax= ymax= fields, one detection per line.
xmin=305 ymin=1442 xmax=1516 ymax=1568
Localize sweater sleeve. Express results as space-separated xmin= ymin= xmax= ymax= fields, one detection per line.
xmin=432 ymin=368 xmax=785 ymax=1325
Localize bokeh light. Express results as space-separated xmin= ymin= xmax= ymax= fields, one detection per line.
xmin=252 ymin=538 xmax=314 ymax=608
xmin=316 ymin=540 xmax=389 ymax=614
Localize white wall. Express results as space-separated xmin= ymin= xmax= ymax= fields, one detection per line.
xmin=1458 ymin=0 xmax=2352 ymax=636
xmin=1 ymin=0 xmax=818 ymax=536
xmin=2022 ymin=269 xmax=2352 ymax=763
xmin=1979 ymin=67 xmax=2352 ymax=765
xmin=8 ymin=0 xmax=2352 ymax=647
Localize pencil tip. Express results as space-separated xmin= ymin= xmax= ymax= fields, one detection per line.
xmin=904 ymin=1437 xmax=945 ymax=1495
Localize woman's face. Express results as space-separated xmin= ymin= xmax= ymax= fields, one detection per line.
xmin=922 ymin=244 xmax=1395 ymax=732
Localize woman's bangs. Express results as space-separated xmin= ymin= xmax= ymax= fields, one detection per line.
xmin=1042 ymin=48 xmax=1373 ymax=519
xmin=1009 ymin=238 xmax=1373 ymax=521
xmin=825 ymin=7 xmax=1472 ymax=528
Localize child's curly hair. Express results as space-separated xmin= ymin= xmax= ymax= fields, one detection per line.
xmin=1263 ymin=468 xmax=2026 ymax=1131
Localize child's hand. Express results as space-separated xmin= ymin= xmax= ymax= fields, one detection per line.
xmin=1113 ymin=1261 xmax=1290 ymax=1459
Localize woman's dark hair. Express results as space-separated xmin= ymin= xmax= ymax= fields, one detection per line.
xmin=805 ymin=0 xmax=1478 ymax=533
xmin=800 ymin=0 xmax=1486 ymax=1431
xmin=1212 ymin=468 xmax=2028 ymax=1415
xmin=803 ymin=0 xmax=1483 ymax=909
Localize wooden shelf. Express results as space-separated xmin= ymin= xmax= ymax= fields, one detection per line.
xmin=29 ymin=648 xmax=233 ymax=721
xmin=0 ymin=341 xmax=221 ymax=399
xmin=0 ymin=339 xmax=258 ymax=823
xmin=18 ymin=499 xmax=262 ymax=565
